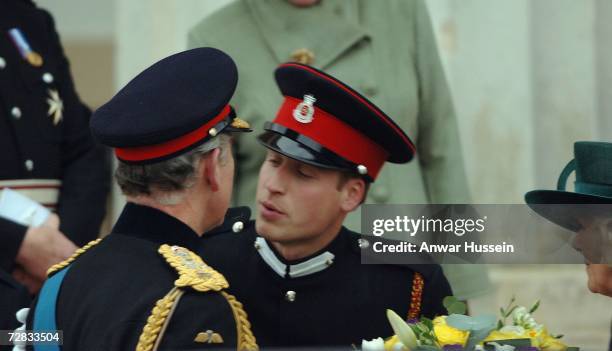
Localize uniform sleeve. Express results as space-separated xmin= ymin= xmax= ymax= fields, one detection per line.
xmin=0 ymin=269 xmax=30 ymax=330
xmin=39 ymin=10 xmax=111 ymax=246
xmin=0 ymin=218 xmax=27 ymax=272
xmin=412 ymin=0 xmax=471 ymax=204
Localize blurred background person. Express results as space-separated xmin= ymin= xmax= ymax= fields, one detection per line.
xmin=188 ymin=0 xmax=492 ymax=306
xmin=0 ymin=0 xmax=110 ymax=328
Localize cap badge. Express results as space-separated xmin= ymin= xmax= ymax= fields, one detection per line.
xmin=293 ymin=94 xmax=316 ymax=124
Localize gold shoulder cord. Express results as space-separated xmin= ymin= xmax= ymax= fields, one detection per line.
xmin=221 ymin=291 xmax=258 ymax=350
xmin=136 ymin=244 xmax=258 ymax=351
xmin=136 ymin=287 xmax=185 ymax=351
xmin=46 ymin=238 xmax=103 ymax=276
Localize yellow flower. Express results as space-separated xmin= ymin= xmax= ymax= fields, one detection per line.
xmin=536 ymin=329 xmax=567 ymax=351
xmin=484 ymin=326 xmax=567 ymax=351
xmin=433 ymin=316 xmax=469 ymax=347
xmin=484 ymin=326 xmax=529 ymax=342
xmin=384 ymin=335 xmax=410 ymax=351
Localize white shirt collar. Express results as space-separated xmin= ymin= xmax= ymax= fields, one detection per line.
xmin=254 ymin=237 xmax=335 ymax=278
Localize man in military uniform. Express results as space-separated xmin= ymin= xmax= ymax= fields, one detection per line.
xmin=189 ymin=0 xmax=491 ymax=304
xmin=200 ymin=63 xmax=452 ymax=348
xmin=0 ymin=0 xmax=110 ymax=330
xmin=25 ymin=48 xmax=257 ymax=351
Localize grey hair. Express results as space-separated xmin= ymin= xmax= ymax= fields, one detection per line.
xmin=115 ymin=133 xmax=231 ymax=205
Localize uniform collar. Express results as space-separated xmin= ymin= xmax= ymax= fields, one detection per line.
xmin=111 ymin=202 xmax=201 ymax=250
xmin=245 ymin=0 xmax=370 ymax=69
xmin=254 ymin=227 xmax=354 ymax=278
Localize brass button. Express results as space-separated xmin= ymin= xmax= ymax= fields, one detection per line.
xmin=0 ymin=57 xmax=6 ymax=69
xmin=290 ymin=48 xmax=315 ymax=65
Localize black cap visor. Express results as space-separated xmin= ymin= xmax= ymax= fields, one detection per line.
xmin=257 ymin=122 xmax=373 ymax=182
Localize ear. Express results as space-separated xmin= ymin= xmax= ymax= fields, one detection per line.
xmin=202 ymin=148 xmax=222 ymax=192
xmin=340 ymin=177 xmax=366 ymax=212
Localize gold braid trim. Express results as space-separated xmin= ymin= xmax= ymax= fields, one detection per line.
xmin=407 ymin=272 xmax=424 ymax=319
xmin=136 ymin=287 xmax=184 ymax=351
xmin=46 ymin=238 xmax=103 ymax=276
xmin=221 ymin=291 xmax=258 ymax=351
xmin=158 ymin=244 xmax=229 ymax=291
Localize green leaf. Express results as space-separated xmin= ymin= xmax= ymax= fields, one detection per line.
xmin=421 ymin=317 xmax=434 ymax=330
xmin=443 ymin=296 xmax=467 ymax=315
xmin=447 ymin=314 xmax=496 ymax=331
xmin=529 ymin=300 xmax=541 ymax=313
xmin=499 ymin=307 xmax=505 ymax=317
xmin=505 ymin=306 xmax=518 ymax=318
xmin=496 ymin=320 xmax=503 ymax=330
xmin=554 ymin=334 xmax=564 ymax=339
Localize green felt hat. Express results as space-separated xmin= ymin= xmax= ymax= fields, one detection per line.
xmin=525 ymin=141 xmax=612 ymax=231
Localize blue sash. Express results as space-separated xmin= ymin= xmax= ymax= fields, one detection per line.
xmin=32 ymin=265 xmax=71 ymax=351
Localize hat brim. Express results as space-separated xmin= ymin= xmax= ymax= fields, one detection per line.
xmin=525 ymin=190 xmax=612 ymax=232
xmin=257 ymin=131 xmax=349 ymax=172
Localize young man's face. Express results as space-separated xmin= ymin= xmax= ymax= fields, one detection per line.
xmin=255 ymin=150 xmax=354 ymax=248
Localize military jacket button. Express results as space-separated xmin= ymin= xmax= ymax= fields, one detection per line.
xmin=25 ymin=159 xmax=34 ymax=171
xmin=42 ymin=72 xmax=54 ymax=83
xmin=285 ymin=290 xmax=296 ymax=302
xmin=11 ymin=107 xmax=22 ymax=120
xmin=0 ymin=57 xmax=6 ymax=69
xmin=232 ymin=221 xmax=244 ymax=233
xmin=357 ymin=238 xmax=370 ymax=249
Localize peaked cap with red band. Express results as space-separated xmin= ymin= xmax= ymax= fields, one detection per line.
xmin=258 ymin=63 xmax=415 ymax=181
xmin=90 ymin=47 xmax=251 ymax=164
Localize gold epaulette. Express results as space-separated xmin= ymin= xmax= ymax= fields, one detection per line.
xmin=136 ymin=245 xmax=258 ymax=351
xmin=46 ymin=238 xmax=103 ymax=276
xmin=159 ymin=244 xmax=229 ymax=291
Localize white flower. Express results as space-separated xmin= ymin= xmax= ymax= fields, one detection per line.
xmin=361 ymin=337 xmax=385 ymax=351
xmin=511 ymin=306 xmax=542 ymax=331
xmin=387 ymin=310 xmax=418 ymax=349
xmin=12 ymin=308 xmax=29 ymax=351
xmin=499 ymin=325 xmax=526 ymax=335
xmin=488 ymin=342 xmax=516 ymax=351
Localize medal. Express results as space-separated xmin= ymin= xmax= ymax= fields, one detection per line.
xmin=8 ymin=28 xmax=44 ymax=67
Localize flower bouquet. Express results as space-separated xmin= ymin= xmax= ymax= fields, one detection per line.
xmin=361 ymin=297 xmax=579 ymax=351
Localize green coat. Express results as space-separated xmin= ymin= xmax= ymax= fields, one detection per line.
xmin=189 ymin=0 xmax=490 ymax=300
